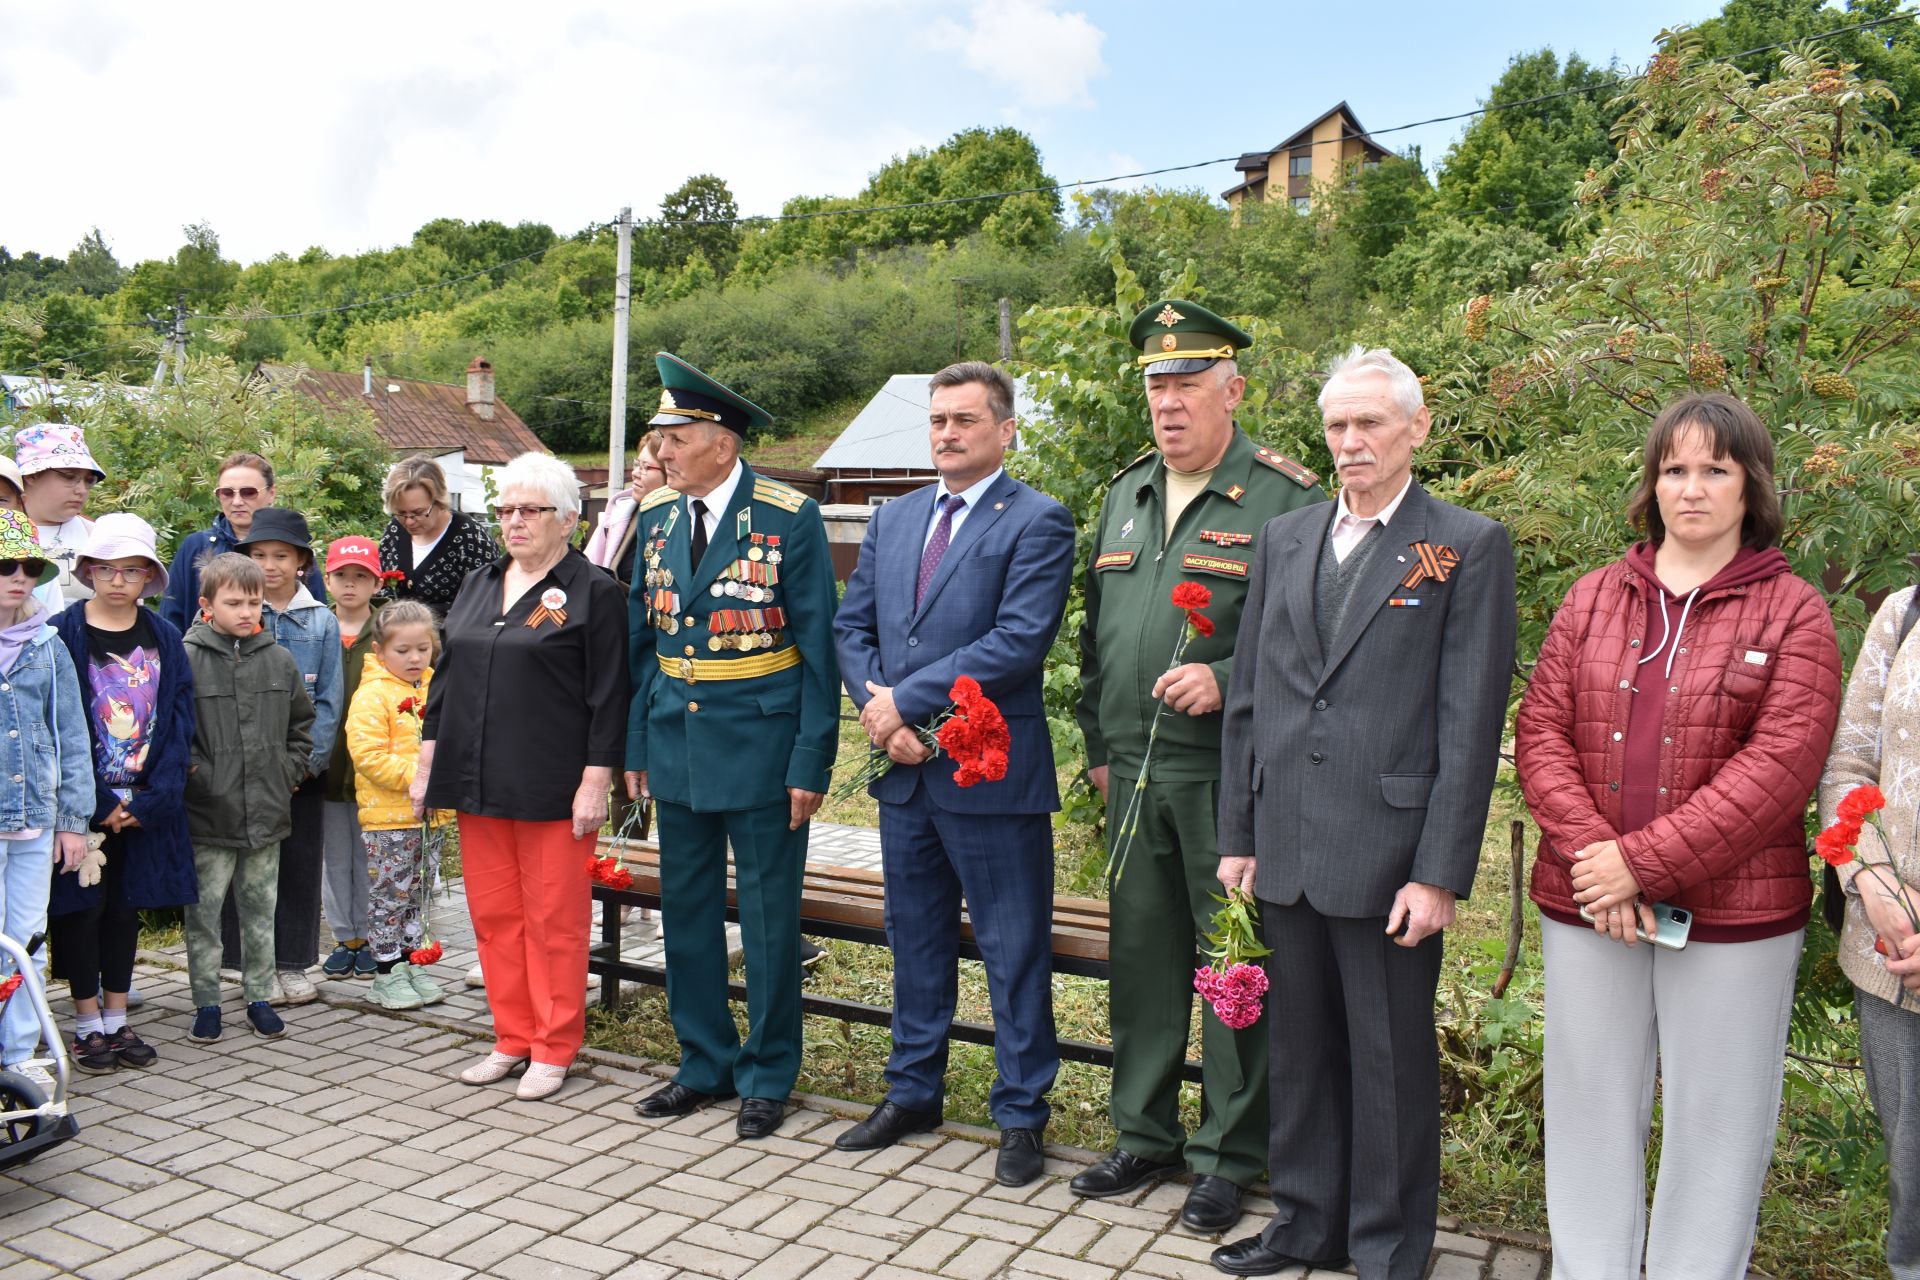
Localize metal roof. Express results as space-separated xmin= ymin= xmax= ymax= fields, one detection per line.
xmin=812 ymin=373 xmax=1041 ymax=472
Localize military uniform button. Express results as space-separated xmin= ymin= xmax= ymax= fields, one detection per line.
xmin=683 ymin=645 xmax=695 ymax=657
xmin=1309 ymin=751 xmax=1324 ymax=764
xmin=683 ymin=616 xmax=695 ymax=627
xmin=688 ymin=702 xmax=700 ymax=713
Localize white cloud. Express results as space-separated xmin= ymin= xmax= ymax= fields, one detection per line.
xmin=925 ymin=0 xmax=1107 ymax=111
xmin=0 ymin=0 xmax=945 ymax=265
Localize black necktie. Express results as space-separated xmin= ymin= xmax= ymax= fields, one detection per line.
xmin=690 ymin=498 xmax=708 ymax=568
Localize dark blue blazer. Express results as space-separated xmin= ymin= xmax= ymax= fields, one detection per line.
xmin=50 ymin=604 xmax=199 ymax=916
xmin=834 ymin=471 xmax=1074 ymax=815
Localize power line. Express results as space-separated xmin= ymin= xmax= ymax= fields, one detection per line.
xmin=17 ymin=8 xmax=1912 ymax=354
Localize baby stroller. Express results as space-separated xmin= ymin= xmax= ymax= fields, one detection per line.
xmin=0 ymin=931 xmax=80 ymax=1170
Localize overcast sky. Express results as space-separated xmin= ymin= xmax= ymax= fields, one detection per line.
xmin=4 ymin=0 xmax=1733 ymax=267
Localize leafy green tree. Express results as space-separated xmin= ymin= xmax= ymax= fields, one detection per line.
xmin=119 ymin=222 xmax=241 ymax=320
xmin=651 ymin=174 xmax=742 ymax=279
xmin=62 ymin=228 xmax=124 ymax=297
xmin=4 ymin=355 xmax=389 ymax=551
xmin=1693 ymin=0 xmax=1920 ymax=149
xmin=1434 ymin=35 xmax=1920 ymax=665
xmin=1434 ymin=49 xmax=1622 ymax=243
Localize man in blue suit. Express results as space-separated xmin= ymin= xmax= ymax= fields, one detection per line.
xmin=833 ymin=361 xmax=1075 ymax=1187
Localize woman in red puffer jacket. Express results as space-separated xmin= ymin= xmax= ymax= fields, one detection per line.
xmin=1515 ymin=392 xmax=1841 ymax=1280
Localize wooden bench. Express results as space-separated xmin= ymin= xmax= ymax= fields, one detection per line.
xmin=587 ymin=838 xmax=1203 ymax=1081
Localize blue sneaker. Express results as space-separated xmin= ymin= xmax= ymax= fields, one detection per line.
xmin=352 ymin=947 xmax=378 ymax=980
xmin=246 ymin=1001 xmax=285 ymax=1038
xmin=189 ymin=1006 xmax=222 ymax=1043
xmin=322 ymin=944 xmax=356 ymax=978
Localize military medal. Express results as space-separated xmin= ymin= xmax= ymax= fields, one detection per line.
xmin=767 ymin=535 xmax=782 ymax=565
xmin=525 ymin=587 xmax=568 ymax=630
xmin=748 ymin=533 xmax=765 ymax=562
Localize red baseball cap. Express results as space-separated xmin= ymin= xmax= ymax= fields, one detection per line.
xmin=325 ymin=536 xmax=382 ymax=577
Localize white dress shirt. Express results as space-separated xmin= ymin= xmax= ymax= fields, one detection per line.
xmin=687 ymin=459 xmax=745 ymax=545
xmin=1328 ymin=474 xmax=1413 ymax=564
xmin=922 ymin=468 xmax=1003 ymax=551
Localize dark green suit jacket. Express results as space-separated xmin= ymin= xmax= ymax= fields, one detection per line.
xmin=624 ymin=462 xmax=840 ymax=811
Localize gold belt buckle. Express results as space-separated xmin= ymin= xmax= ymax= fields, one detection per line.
xmin=679 ymin=657 xmax=696 ymax=685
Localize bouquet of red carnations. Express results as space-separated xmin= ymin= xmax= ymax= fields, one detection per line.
xmin=832 ymin=675 xmax=1009 ymax=799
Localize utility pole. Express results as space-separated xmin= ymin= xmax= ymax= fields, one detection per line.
xmin=952 ymin=278 xmax=964 ymax=362
xmin=997 ymin=296 xmax=1013 ymax=362
xmin=608 ymin=207 xmax=633 ymax=490
xmin=170 ymin=294 xmax=186 ymax=386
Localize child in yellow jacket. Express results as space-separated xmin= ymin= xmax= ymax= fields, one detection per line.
xmin=344 ymin=601 xmax=450 ymax=1011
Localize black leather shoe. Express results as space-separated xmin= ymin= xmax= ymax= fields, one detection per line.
xmin=1068 ymin=1148 xmax=1181 ymax=1198
xmin=1179 ymin=1175 xmax=1245 ymax=1233
xmin=995 ymin=1128 xmax=1045 ymax=1187
xmin=736 ymin=1097 xmax=787 ymax=1139
xmin=1209 ymin=1236 xmax=1347 ymax=1277
xmin=835 ymin=1100 xmax=943 ymax=1151
xmin=634 ymin=1080 xmax=734 ymax=1119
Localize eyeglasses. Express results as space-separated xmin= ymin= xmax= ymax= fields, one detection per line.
xmin=395 ymin=505 xmax=437 ymax=523
xmin=0 ymin=558 xmax=48 ymax=579
xmin=216 ymin=486 xmax=263 ymax=501
xmin=491 ymin=505 xmax=558 ymax=523
xmin=88 ymin=564 xmax=150 ymax=584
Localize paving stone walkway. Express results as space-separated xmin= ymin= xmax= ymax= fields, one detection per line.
xmin=0 ymin=821 xmax=1555 ymax=1280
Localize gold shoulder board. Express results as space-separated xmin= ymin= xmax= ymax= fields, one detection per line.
xmin=753 ymin=479 xmax=807 ymax=512
xmin=639 ymin=487 xmax=681 ymax=512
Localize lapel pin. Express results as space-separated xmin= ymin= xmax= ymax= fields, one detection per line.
xmin=994 ymin=501 xmax=1005 ymax=510
xmin=1397 ymin=555 xmax=1407 ymax=562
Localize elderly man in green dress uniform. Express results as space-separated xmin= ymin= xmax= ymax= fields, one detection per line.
xmin=623 ymin=353 xmax=840 ymax=1141
xmin=1073 ymin=301 xmax=1327 ymax=1231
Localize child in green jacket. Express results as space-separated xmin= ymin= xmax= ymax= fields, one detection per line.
xmin=182 ymin=554 xmax=313 ymax=1042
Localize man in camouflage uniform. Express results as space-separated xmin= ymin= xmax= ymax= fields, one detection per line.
xmin=1072 ymin=300 xmax=1326 ymax=1233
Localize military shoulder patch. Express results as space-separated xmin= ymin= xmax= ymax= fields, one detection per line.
xmin=1110 ymin=448 xmax=1156 ymax=483
xmin=1251 ymin=448 xmax=1319 ymax=489
xmin=639 ymin=487 xmax=681 ymax=512
xmin=753 ymin=478 xmax=807 ymax=512
xmin=1093 ymin=550 xmax=1137 ymax=571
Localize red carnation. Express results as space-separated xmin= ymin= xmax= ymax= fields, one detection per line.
xmin=1171 ymin=582 xmax=1212 ymax=611
xmin=1187 ymin=610 xmax=1215 ymax=638
xmin=937 ymin=716 xmax=981 ymax=757
xmin=950 ymin=675 xmax=983 ymax=707
xmin=1838 ymin=785 xmax=1886 ymax=824
xmin=1815 ymin=826 xmax=1857 ymax=868
xmin=409 ymin=941 xmax=443 ymax=966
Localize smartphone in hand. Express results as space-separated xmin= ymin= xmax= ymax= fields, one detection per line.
xmin=1578 ymin=901 xmax=1693 ymax=950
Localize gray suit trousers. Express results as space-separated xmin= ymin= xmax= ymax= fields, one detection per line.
xmin=1259 ymin=897 xmax=1443 ymax=1280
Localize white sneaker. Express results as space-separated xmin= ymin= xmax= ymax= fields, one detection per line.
xmin=7 ymin=1059 xmax=55 ymax=1095
xmin=465 ymin=964 xmax=485 ymax=989
xmin=274 ymin=970 xmax=319 ymax=1007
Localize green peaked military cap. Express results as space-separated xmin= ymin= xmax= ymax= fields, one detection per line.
xmin=1129 ymin=299 xmax=1254 ymax=376
xmin=649 ymin=352 xmax=774 ymax=435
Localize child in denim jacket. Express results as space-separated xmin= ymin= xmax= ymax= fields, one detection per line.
xmin=0 ymin=509 xmax=97 ymax=1090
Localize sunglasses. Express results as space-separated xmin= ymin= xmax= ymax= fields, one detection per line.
xmin=216 ymin=486 xmax=263 ymax=501
xmin=0 ymin=557 xmax=49 ymax=579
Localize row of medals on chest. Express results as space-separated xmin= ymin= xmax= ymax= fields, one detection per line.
xmin=646 ymin=538 xmax=784 ymax=648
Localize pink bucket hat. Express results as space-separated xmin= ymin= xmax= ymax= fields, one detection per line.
xmin=76 ymin=512 xmax=168 ymax=597
xmin=12 ymin=422 xmax=105 ymax=480
xmin=0 ymin=453 xmax=21 ymax=501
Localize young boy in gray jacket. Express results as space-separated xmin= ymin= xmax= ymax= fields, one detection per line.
xmin=182 ymin=554 xmax=313 ymax=1042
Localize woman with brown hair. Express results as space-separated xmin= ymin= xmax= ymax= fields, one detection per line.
xmin=1515 ymin=392 xmax=1843 ymax=1278
xmin=376 ymin=457 xmax=497 ymax=617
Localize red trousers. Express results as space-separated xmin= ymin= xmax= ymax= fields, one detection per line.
xmin=459 ymin=814 xmax=593 ymax=1065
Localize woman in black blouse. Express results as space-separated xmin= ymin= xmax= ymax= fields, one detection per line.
xmin=377 ymin=458 xmax=498 ymax=616
xmin=412 ymin=452 xmax=629 ymax=1102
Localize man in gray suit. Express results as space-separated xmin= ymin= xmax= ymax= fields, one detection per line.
xmin=1210 ymin=346 xmax=1516 ymax=1279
